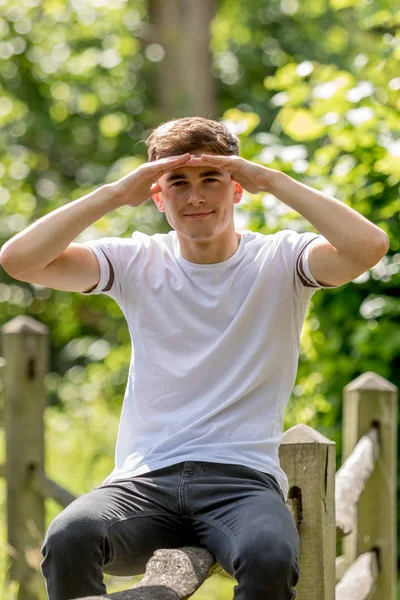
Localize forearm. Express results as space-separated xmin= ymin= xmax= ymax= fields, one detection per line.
xmin=268 ymin=171 xmax=389 ymax=263
xmin=0 ymin=183 xmax=119 ymax=275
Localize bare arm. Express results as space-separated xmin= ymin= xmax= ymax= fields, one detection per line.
xmin=185 ymin=154 xmax=389 ymax=287
xmin=0 ymin=184 xmax=118 ymax=276
xmin=0 ymin=153 xmax=192 ymax=293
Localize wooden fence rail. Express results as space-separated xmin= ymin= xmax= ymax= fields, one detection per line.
xmin=0 ymin=316 xmax=397 ymax=600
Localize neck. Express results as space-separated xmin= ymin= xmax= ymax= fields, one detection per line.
xmin=177 ymin=229 xmax=241 ymax=264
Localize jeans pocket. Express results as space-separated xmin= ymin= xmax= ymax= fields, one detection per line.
xmin=252 ymin=469 xmax=285 ymax=502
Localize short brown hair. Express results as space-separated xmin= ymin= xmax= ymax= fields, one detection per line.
xmin=145 ymin=116 xmax=240 ymax=162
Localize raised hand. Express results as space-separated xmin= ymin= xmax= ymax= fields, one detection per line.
xmin=111 ymin=154 xmax=192 ymax=207
xmin=184 ymin=154 xmax=277 ymax=195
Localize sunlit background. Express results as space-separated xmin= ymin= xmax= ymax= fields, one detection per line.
xmin=0 ymin=0 xmax=399 ymax=597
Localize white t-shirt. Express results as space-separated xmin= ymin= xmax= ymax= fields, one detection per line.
xmin=81 ymin=229 xmax=339 ymax=502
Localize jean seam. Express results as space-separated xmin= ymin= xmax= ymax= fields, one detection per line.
xmin=103 ymin=511 xmax=180 ymax=569
xmin=105 ymin=510 xmax=176 ymax=531
xmin=190 ymin=515 xmax=236 ymax=544
xmin=252 ymin=471 xmax=285 ymax=503
xmin=189 ymin=516 xmax=237 ymax=578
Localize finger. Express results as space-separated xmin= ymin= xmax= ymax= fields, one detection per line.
xmin=158 ymin=153 xmax=191 ymax=165
xmin=199 ymin=154 xmax=238 ymax=171
xmin=148 ymin=153 xmax=190 ymax=171
xmin=149 ymin=153 xmax=192 ymax=177
xmin=200 ymin=152 xmax=228 ymax=160
xmin=200 ymin=153 xmax=232 ymax=163
xmin=183 ymin=157 xmax=206 ymax=166
xmin=184 ymin=156 xmax=229 ymax=168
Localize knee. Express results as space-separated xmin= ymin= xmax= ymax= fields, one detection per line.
xmin=233 ymin=538 xmax=300 ymax=600
xmin=266 ymin=539 xmax=299 ymax=577
xmin=41 ymin=511 xmax=105 ymax=559
xmin=236 ymin=537 xmax=299 ymax=578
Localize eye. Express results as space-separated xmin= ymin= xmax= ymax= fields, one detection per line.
xmin=204 ymin=178 xmax=218 ymax=183
xmin=172 ymin=181 xmax=187 ymax=187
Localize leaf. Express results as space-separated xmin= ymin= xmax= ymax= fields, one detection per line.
xmin=279 ymin=108 xmax=326 ymax=141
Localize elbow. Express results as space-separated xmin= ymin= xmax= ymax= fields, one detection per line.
xmin=367 ymin=233 xmax=390 ymax=268
xmin=0 ymin=243 xmax=22 ymax=277
xmin=376 ymin=232 xmax=390 ymax=258
xmin=0 ymin=244 xmax=12 ymax=273
xmin=0 ymin=258 xmax=17 ymax=278
xmin=381 ymin=233 xmax=390 ymax=254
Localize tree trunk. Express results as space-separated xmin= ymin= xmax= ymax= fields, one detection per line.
xmin=147 ymin=0 xmax=217 ymax=119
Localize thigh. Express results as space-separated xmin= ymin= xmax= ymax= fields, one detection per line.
xmin=186 ymin=463 xmax=300 ymax=578
xmin=44 ymin=465 xmax=194 ymax=577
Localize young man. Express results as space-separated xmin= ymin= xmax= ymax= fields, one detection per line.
xmin=0 ymin=117 xmax=389 ymax=600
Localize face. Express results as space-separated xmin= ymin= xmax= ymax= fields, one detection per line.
xmin=152 ymin=149 xmax=243 ymax=242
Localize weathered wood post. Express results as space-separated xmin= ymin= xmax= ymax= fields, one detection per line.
xmin=341 ymin=371 xmax=398 ymax=600
xmin=1 ymin=315 xmax=49 ymax=600
xmin=279 ymin=424 xmax=336 ymax=600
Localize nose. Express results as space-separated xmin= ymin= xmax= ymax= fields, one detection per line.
xmin=187 ymin=189 xmax=206 ymax=205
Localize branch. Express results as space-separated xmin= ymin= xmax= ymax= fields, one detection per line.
xmin=76 ymin=546 xmax=222 ymax=600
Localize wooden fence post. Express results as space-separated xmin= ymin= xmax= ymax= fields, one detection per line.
xmin=1 ymin=315 xmax=49 ymax=600
xmin=279 ymin=424 xmax=336 ymax=600
xmin=341 ymin=371 xmax=398 ymax=600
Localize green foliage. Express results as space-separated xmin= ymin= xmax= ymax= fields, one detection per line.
xmin=212 ymin=0 xmax=399 ymax=568
xmin=0 ymin=0 xmax=399 ymax=595
xmin=211 ymin=0 xmax=399 ymax=432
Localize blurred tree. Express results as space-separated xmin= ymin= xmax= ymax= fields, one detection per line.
xmin=209 ymin=0 xmax=400 ymax=560
xmin=0 ymin=0 xmax=399 ymax=577
xmin=147 ymin=0 xmax=217 ymax=118
xmin=208 ymin=0 xmax=399 ymax=421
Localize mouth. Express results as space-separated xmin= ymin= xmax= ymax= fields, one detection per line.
xmin=184 ymin=211 xmax=214 ymax=218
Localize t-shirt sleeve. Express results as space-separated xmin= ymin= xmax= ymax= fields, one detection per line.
xmin=278 ymin=229 xmax=341 ymax=301
xmin=79 ymin=233 xmax=144 ymax=305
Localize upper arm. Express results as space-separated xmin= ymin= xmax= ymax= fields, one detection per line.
xmin=307 ymin=237 xmax=385 ymax=287
xmin=5 ymin=243 xmax=101 ymax=293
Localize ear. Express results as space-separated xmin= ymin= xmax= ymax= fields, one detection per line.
xmin=233 ymin=181 xmax=244 ymax=205
xmin=152 ymin=191 xmax=165 ymax=213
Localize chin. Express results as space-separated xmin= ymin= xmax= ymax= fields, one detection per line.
xmin=184 ymin=229 xmax=216 ymax=241
xmin=170 ymin=219 xmax=216 ymax=239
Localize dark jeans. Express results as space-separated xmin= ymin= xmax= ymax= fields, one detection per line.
xmin=40 ymin=461 xmax=300 ymax=600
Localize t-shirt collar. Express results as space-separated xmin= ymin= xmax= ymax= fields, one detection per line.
xmin=173 ymin=231 xmax=246 ymax=270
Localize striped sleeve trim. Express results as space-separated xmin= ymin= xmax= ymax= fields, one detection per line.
xmin=296 ymin=237 xmax=319 ymax=288
xmin=82 ymin=247 xmax=115 ymax=294
xmin=100 ymin=248 xmax=114 ymax=291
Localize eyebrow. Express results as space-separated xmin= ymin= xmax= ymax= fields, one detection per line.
xmin=165 ymin=169 xmax=224 ymax=183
